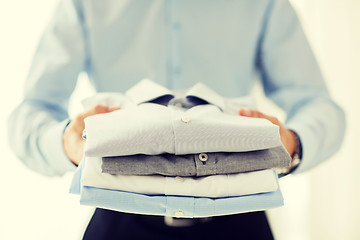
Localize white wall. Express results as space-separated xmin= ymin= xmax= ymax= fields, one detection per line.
xmin=0 ymin=0 xmax=359 ymax=239
xmin=0 ymin=1 xmax=93 ymax=240
xmin=294 ymin=0 xmax=360 ymax=239
xmin=268 ymin=1 xmax=360 ymax=239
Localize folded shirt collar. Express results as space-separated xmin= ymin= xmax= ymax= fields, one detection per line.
xmin=125 ymin=79 xmax=226 ymax=111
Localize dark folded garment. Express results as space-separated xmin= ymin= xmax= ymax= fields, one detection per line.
xmin=101 ymin=146 xmax=291 ymax=176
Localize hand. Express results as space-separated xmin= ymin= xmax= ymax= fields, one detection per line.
xmin=238 ymin=108 xmax=297 ymax=156
xmin=63 ymin=105 xmax=120 ymax=165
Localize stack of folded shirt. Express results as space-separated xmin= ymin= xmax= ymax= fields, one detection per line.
xmin=70 ymin=79 xmax=291 ymax=218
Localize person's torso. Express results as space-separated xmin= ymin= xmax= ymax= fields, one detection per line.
xmin=81 ymin=0 xmax=271 ymax=96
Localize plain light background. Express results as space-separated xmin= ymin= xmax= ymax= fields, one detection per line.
xmin=0 ymin=0 xmax=359 ymax=239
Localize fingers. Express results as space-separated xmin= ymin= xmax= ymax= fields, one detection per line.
xmin=79 ymin=104 xmax=121 ymax=132
xmin=238 ymin=108 xmax=251 ymax=116
xmin=63 ymin=105 xmax=120 ymax=165
xmin=239 ymin=108 xmax=265 ymax=118
xmin=238 ymin=108 xmax=296 ymax=155
xmin=81 ymin=105 xmax=120 ymax=118
xmin=71 ymin=104 xmax=120 ymax=140
xmin=239 ymin=108 xmax=280 ymax=126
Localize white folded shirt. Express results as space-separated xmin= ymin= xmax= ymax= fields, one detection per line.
xmin=81 ymin=157 xmax=278 ymax=198
xmin=84 ymin=103 xmax=281 ymax=157
xmin=82 ymin=80 xmax=281 ymax=157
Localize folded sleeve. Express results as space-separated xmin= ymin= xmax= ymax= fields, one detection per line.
xmin=257 ymin=0 xmax=346 ymax=174
xmin=7 ymin=0 xmax=87 ymax=176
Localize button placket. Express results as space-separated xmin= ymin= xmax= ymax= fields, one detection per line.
xmin=196 ymin=153 xmax=217 ymax=176
xmin=166 ymin=196 xmax=194 ymax=218
xmin=166 ymin=0 xmax=182 ymax=88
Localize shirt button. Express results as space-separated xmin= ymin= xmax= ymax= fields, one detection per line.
xmin=174 ymin=67 xmax=182 ymax=76
xmin=175 ymin=176 xmax=184 ymax=182
xmin=173 ymin=22 xmax=181 ymax=30
xmin=199 ymin=153 xmax=208 ymax=162
xmin=174 ymin=210 xmax=184 ymax=217
xmin=175 ymin=102 xmax=183 ymax=108
xmin=181 ymin=116 xmax=191 ymax=123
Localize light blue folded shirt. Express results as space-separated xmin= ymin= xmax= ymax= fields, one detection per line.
xmin=70 ymin=159 xmax=283 ymax=218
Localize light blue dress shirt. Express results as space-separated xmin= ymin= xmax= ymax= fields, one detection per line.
xmin=70 ymin=160 xmax=284 ymax=218
xmin=8 ymin=0 xmax=345 ymax=176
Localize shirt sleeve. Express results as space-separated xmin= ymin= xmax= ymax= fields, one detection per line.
xmin=7 ymin=0 xmax=87 ymax=176
xmin=257 ymin=0 xmax=346 ymax=174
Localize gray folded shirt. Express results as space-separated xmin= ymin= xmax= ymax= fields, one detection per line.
xmin=101 ymin=146 xmax=291 ymax=176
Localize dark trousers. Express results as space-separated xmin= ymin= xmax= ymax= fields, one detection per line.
xmin=83 ymin=208 xmax=274 ymax=240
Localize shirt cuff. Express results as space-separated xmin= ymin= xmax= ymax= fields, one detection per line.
xmin=38 ymin=119 xmax=77 ymax=176
xmin=285 ymin=122 xmax=318 ymax=175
